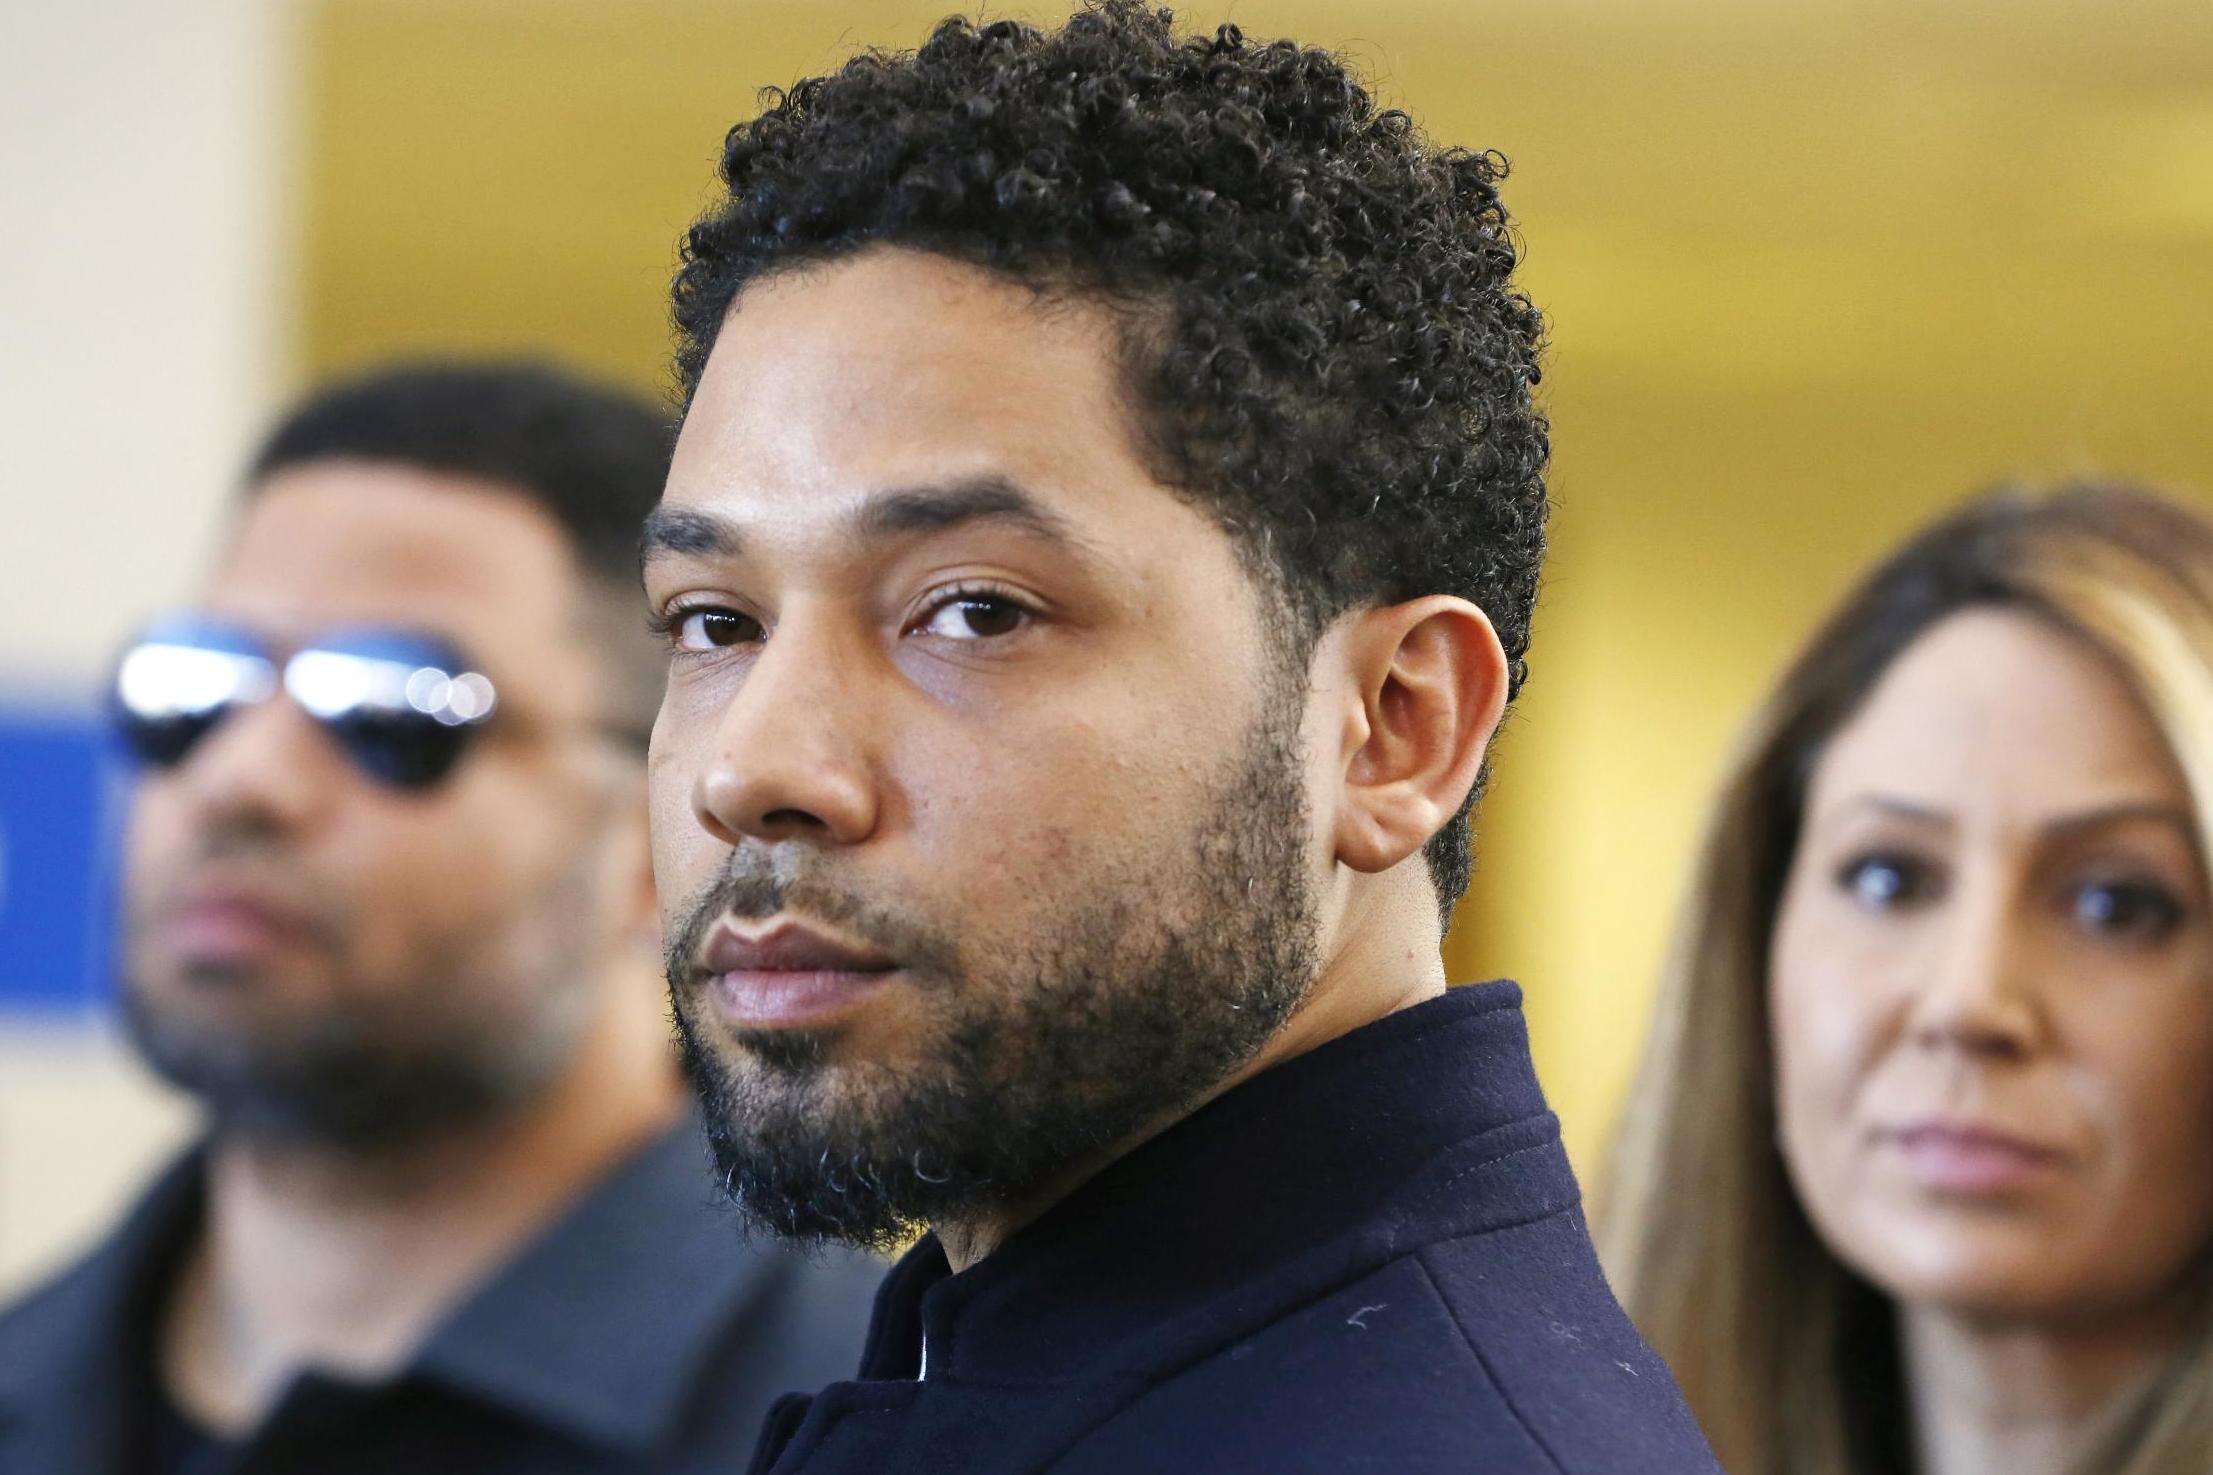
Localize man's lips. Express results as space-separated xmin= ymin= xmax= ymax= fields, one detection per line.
xmin=701 ymin=919 xmax=899 ymax=1031
xmin=161 ymin=890 xmax=313 ymax=965
xmin=1875 ymin=1120 xmax=2070 ymax=1195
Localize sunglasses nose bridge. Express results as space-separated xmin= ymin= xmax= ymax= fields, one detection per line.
xmin=145 ymin=689 xmax=352 ymax=829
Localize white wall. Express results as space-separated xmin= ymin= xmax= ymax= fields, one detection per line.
xmin=0 ymin=0 xmax=294 ymax=1297
xmin=0 ymin=1027 xmax=190 ymax=1297
xmin=0 ymin=0 xmax=293 ymax=689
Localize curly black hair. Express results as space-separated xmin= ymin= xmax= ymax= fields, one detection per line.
xmin=672 ymin=1 xmax=1548 ymax=920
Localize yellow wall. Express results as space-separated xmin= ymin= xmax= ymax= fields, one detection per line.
xmin=300 ymin=0 xmax=2213 ymax=1168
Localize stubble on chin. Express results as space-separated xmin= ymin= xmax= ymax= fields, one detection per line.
xmin=665 ymin=699 xmax=1322 ymax=1252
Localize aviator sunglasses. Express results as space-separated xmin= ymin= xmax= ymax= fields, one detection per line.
xmin=111 ymin=615 xmax=500 ymax=790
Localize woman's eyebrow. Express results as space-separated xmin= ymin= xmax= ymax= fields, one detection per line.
xmin=2038 ymin=802 xmax=2198 ymax=842
xmin=1833 ymin=795 xmax=1953 ymax=827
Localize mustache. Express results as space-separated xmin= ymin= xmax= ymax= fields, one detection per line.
xmin=663 ymin=853 xmax=960 ymax=988
xmin=135 ymin=824 xmax=343 ymax=942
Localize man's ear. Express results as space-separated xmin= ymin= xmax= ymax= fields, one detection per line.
xmin=1327 ymin=596 xmax=1510 ymax=875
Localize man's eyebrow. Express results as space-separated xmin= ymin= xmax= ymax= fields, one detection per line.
xmin=852 ymin=475 xmax=1085 ymax=549
xmin=640 ymin=506 xmax=742 ymax=570
xmin=639 ymin=475 xmax=1097 ymax=580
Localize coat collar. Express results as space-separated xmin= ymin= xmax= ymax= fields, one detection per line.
xmin=0 ymin=1114 xmax=781 ymax=1463
xmin=860 ymin=980 xmax=1580 ymax=1386
xmin=409 ymin=1115 xmax=780 ymax=1449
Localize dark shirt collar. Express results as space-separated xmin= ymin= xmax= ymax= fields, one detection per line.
xmin=863 ymin=980 xmax=1575 ymax=1385
xmin=0 ymin=1114 xmax=772 ymax=1457
xmin=409 ymin=1113 xmax=774 ymax=1450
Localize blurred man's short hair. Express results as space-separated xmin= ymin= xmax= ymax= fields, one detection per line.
xmin=248 ymin=360 xmax=675 ymax=734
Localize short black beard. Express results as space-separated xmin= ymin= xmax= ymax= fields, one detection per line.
xmin=125 ymin=978 xmax=580 ymax=1153
xmin=666 ymin=693 xmax=1321 ymax=1253
xmin=122 ymin=834 xmax=594 ymax=1156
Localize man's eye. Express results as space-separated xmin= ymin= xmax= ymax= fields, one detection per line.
xmin=2071 ymin=880 xmax=2184 ymax=944
xmin=1836 ymin=852 xmax=1938 ymax=912
xmin=672 ymin=608 xmax=760 ymax=651
xmin=917 ymin=594 xmax=1028 ymax=641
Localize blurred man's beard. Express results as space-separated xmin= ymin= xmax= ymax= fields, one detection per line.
xmin=665 ymin=695 xmax=1323 ymax=1253
xmin=122 ymin=846 xmax=596 ymax=1155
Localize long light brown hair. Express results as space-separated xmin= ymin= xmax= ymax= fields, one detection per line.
xmin=1599 ymin=484 xmax=2213 ymax=1475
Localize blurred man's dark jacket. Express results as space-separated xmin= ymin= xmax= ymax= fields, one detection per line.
xmin=0 ymin=1115 xmax=882 ymax=1474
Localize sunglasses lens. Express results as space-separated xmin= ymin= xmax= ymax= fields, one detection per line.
xmin=116 ymin=707 xmax=224 ymax=768
xmin=111 ymin=623 xmax=277 ymax=769
xmin=330 ymin=710 xmax=475 ymax=789
xmin=288 ymin=632 xmax=497 ymax=792
xmin=107 ymin=621 xmax=496 ymax=790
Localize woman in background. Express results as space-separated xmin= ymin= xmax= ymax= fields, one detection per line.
xmin=1601 ymin=484 xmax=2213 ymax=1475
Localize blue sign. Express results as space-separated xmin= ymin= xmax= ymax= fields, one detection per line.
xmin=0 ymin=706 xmax=118 ymax=1011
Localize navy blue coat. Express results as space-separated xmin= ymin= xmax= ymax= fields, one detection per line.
xmin=747 ymin=983 xmax=1721 ymax=1474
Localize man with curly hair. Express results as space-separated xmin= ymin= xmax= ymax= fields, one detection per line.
xmin=647 ymin=5 xmax=1720 ymax=1471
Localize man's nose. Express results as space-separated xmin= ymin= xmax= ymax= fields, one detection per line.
xmin=165 ymin=698 xmax=343 ymax=837
xmin=691 ymin=618 xmax=882 ymax=850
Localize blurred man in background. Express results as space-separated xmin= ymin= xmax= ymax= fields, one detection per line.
xmin=0 ymin=362 xmax=880 ymax=1474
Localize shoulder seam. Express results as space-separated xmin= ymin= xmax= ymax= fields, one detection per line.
xmin=1418 ymin=1195 xmax=1580 ymax=1248
xmin=1411 ymin=1249 xmax=1570 ymax=1475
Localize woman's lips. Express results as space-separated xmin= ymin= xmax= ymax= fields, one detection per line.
xmin=702 ymin=920 xmax=899 ymax=1031
xmin=1879 ymin=1122 xmax=2069 ymax=1195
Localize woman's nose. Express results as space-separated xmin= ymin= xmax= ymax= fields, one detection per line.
xmin=1903 ymin=886 xmax=2044 ymax=1061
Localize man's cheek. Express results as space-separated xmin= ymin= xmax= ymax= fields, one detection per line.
xmin=121 ymin=789 xmax=184 ymax=892
xmin=648 ymin=790 xmax=717 ymax=881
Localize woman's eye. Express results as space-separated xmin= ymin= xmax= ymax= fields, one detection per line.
xmin=671 ymin=608 xmax=760 ymax=651
xmin=1836 ymin=853 xmax=1937 ymax=912
xmin=917 ymin=594 xmax=1029 ymax=641
xmin=2071 ymin=880 xmax=2184 ymax=943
